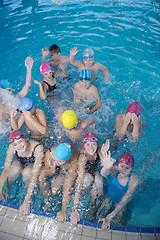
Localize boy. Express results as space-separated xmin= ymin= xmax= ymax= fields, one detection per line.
xmin=0 ymin=57 xmax=34 ymax=121
xmin=41 ymin=44 xmax=69 ymax=69
xmin=0 ymin=131 xmax=44 ymax=215
xmin=39 ymin=143 xmax=78 ymax=223
xmin=56 ymin=109 xmax=95 ymax=142
xmin=10 ymin=97 xmax=47 ymax=136
xmin=70 ymin=47 xmax=112 ymax=85
xmin=73 ymin=69 xmax=102 ymax=113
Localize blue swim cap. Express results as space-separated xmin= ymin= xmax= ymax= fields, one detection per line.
xmin=18 ymin=97 xmax=34 ymax=112
xmin=79 ymin=69 xmax=92 ymax=81
xmin=54 ymin=143 xmax=71 ymax=161
xmin=0 ymin=80 xmax=12 ymax=90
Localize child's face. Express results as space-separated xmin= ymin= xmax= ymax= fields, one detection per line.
xmin=80 ymin=80 xmax=90 ymax=89
xmin=43 ymin=70 xmax=52 ymax=80
xmin=118 ymin=163 xmax=132 ymax=176
xmin=50 ymin=51 xmax=60 ymax=61
xmin=52 ymin=155 xmax=66 ymax=166
xmin=84 ymin=142 xmax=98 ymax=156
xmin=12 ymin=138 xmax=27 ymax=153
xmin=83 ymin=58 xmax=94 ymax=67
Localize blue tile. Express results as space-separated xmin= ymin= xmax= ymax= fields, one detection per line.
xmin=140 ymin=227 xmax=155 ymax=233
xmin=97 ymin=222 xmax=102 ymax=229
xmin=111 ymin=225 xmax=126 ymax=231
xmin=83 ymin=220 xmax=97 ymax=228
xmin=155 ymin=228 xmax=160 ymax=233
xmin=126 ymin=226 xmax=140 ymax=233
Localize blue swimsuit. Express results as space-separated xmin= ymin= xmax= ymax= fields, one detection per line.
xmin=106 ymin=173 xmax=131 ymax=203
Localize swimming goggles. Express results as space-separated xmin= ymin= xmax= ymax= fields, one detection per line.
xmin=79 ymin=77 xmax=91 ymax=81
xmin=83 ymin=55 xmax=94 ymax=59
xmin=43 ymin=70 xmax=52 ymax=76
xmin=10 ymin=134 xmax=24 ymax=144
xmin=83 ymin=137 xmax=98 ymax=142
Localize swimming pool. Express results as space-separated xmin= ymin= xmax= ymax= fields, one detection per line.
xmin=0 ymin=0 xmax=160 ymax=228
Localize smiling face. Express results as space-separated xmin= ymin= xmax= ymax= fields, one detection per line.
xmin=50 ymin=51 xmax=60 ymax=62
xmin=79 ymin=80 xmax=90 ymax=89
xmin=50 ymin=154 xmax=66 ymax=167
xmin=12 ymin=138 xmax=28 ymax=153
xmin=118 ymin=163 xmax=132 ymax=177
xmin=43 ymin=70 xmax=53 ymax=81
xmin=83 ymin=58 xmax=94 ymax=67
xmin=84 ymin=141 xmax=98 ymax=156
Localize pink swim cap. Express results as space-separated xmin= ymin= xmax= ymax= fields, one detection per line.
xmin=83 ymin=131 xmax=98 ymax=145
xmin=118 ymin=153 xmax=134 ymax=168
xmin=9 ymin=131 xmax=25 ymax=143
xmin=126 ymin=102 xmax=141 ymax=117
xmin=40 ymin=63 xmax=51 ymax=75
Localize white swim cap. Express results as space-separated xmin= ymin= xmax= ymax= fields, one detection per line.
xmin=83 ymin=48 xmax=94 ymax=59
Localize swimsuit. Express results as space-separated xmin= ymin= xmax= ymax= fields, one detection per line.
xmin=80 ymin=152 xmax=100 ymax=177
xmin=43 ymin=80 xmax=57 ymax=92
xmin=15 ymin=144 xmax=42 ymax=167
xmin=106 ymin=173 xmax=131 ymax=203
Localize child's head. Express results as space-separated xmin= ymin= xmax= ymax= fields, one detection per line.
xmin=40 ymin=63 xmax=52 ymax=79
xmin=126 ymin=102 xmax=141 ymax=117
xmin=17 ymin=97 xmax=34 ymax=113
xmin=83 ymin=131 xmax=98 ymax=155
xmin=79 ymin=69 xmax=92 ymax=89
xmin=62 ymin=110 xmax=78 ymax=129
xmin=52 ymin=143 xmax=71 ymax=166
xmin=49 ymin=44 xmax=61 ymax=61
xmin=83 ymin=48 xmax=94 ymax=67
xmin=9 ymin=130 xmax=27 ymax=152
xmin=0 ymin=80 xmax=12 ymax=90
xmin=118 ymin=153 xmax=134 ymax=176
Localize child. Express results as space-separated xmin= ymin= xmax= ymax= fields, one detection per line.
xmin=0 ymin=57 xmax=34 ymax=121
xmin=34 ymin=63 xmax=68 ymax=101
xmin=39 ymin=143 xmax=78 ymax=222
xmin=116 ymin=102 xmax=144 ymax=140
xmin=10 ymin=97 xmax=47 ymax=136
xmin=70 ymin=131 xmax=103 ymax=225
xmin=73 ymin=69 xmax=102 ymax=113
xmin=41 ymin=44 xmax=69 ymax=69
xmin=99 ymin=144 xmax=139 ymax=230
xmin=70 ymin=47 xmax=112 ymax=85
xmin=56 ymin=109 xmax=95 ymax=142
xmin=0 ymin=131 xmax=44 ymax=215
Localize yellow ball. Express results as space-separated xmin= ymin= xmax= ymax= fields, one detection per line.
xmin=62 ymin=110 xmax=78 ymax=129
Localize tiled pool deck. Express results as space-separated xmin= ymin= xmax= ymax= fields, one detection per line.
xmin=0 ymin=202 xmax=159 ymax=240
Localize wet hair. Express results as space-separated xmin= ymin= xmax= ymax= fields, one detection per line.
xmin=49 ymin=44 xmax=61 ymax=54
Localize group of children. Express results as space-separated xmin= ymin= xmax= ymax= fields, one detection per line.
xmin=0 ymin=44 xmax=144 ymax=230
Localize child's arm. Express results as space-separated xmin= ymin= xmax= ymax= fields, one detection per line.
xmin=100 ymin=175 xmax=139 ymax=230
xmin=116 ymin=113 xmax=132 ymax=140
xmin=81 ymin=116 xmax=95 ymax=129
xmin=97 ymin=63 xmax=112 ymax=85
xmin=72 ymin=84 xmax=81 ymax=104
xmin=85 ymin=86 xmax=102 ymax=113
xmin=17 ymin=57 xmax=34 ymax=98
xmin=55 ymin=64 xmax=68 ymax=77
xmin=41 ymin=48 xmax=49 ymax=63
xmin=34 ymin=80 xmax=47 ymax=100
xmin=10 ymin=108 xmax=25 ymax=130
xmin=70 ymin=47 xmax=83 ymax=68
xmin=131 ymin=114 xmax=140 ymax=140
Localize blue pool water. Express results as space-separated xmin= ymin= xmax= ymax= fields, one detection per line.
xmin=0 ymin=0 xmax=160 ymax=227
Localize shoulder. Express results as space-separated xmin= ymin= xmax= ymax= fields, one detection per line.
xmin=30 ymin=140 xmax=43 ymax=151
xmin=129 ymin=173 xmax=139 ymax=187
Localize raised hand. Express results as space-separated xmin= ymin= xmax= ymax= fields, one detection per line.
xmin=70 ymin=47 xmax=78 ymax=56
xmin=25 ymin=56 xmax=34 ymax=69
xmin=42 ymin=47 xmax=49 ymax=57
xmin=10 ymin=108 xmax=18 ymax=118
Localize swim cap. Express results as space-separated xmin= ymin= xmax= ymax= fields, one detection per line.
xmin=40 ymin=63 xmax=51 ymax=75
xmin=79 ymin=69 xmax=92 ymax=81
xmin=0 ymin=80 xmax=12 ymax=90
xmin=83 ymin=131 xmax=98 ymax=145
xmin=62 ymin=110 xmax=78 ymax=129
xmin=83 ymin=48 xmax=94 ymax=59
xmin=126 ymin=102 xmax=141 ymax=117
xmin=118 ymin=153 xmax=134 ymax=168
xmin=54 ymin=143 xmax=71 ymax=161
xmin=18 ymin=97 xmax=34 ymax=112
xmin=9 ymin=130 xmax=25 ymax=143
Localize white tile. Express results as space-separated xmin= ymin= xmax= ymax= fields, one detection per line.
xmin=56 ymin=231 xmax=81 ymax=240
xmin=97 ymin=228 xmax=111 ymax=240
xmin=82 ymin=225 xmax=97 ymax=237
xmin=0 ymin=217 xmax=26 ymax=237
xmin=0 ymin=206 xmax=8 ymax=216
xmin=0 ymin=231 xmax=23 ymax=240
xmin=156 ymin=234 xmax=160 ymax=240
xmin=126 ymin=232 xmax=141 ymax=240
xmin=81 ymin=236 xmax=94 ymax=240
xmin=57 ymin=221 xmax=83 ymax=235
xmin=111 ymin=230 xmax=126 ymax=240
xmin=141 ymin=233 xmax=156 ymax=240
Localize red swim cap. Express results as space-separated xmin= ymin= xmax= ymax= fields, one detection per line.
xmin=40 ymin=63 xmax=51 ymax=75
xmin=118 ymin=153 xmax=134 ymax=168
xmin=83 ymin=131 xmax=98 ymax=145
xmin=126 ymin=102 xmax=141 ymax=117
xmin=9 ymin=131 xmax=25 ymax=143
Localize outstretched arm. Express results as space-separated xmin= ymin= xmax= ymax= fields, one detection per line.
xmin=10 ymin=108 xmax=25 ymax=130
xmin=86 ymin=87 xmax=102 ymax=113
xmin=116 ymin=113 xmax=131 ymax=140
xmin=19 ymin=144 xmax=44 ymax=215
xmin=98 ymin=63 xmax=112 ymax=85
xmin=34 ymin=80 xmax=47 ymax=100
xmin=131 ymin=114 xmax=140 ymax=140
xmin=41 ymin=48 xmax=49 ymax=63
xmin=70 ymin=47 xmax=83 ymax=68
xmin=0 ymin=145 xmax=15 ymax=200
xmin=17 ymin=57 xmax=34 ymax=98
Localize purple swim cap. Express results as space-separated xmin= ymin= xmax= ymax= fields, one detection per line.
xmin=126 ymin=102 xmax=141 ymax=117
